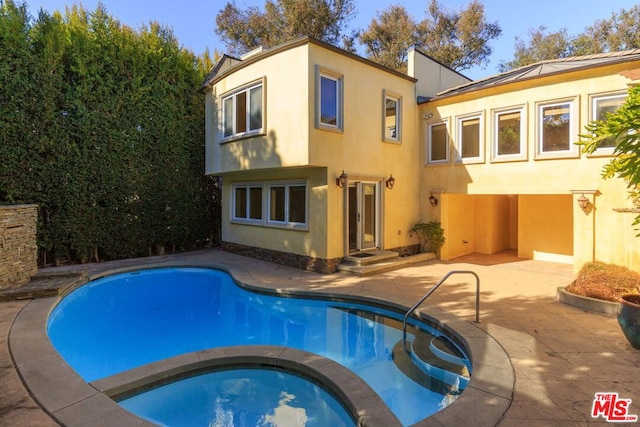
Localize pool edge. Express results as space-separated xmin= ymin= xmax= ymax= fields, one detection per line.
xmin=10 ymin=262 xmax=514 ymax=426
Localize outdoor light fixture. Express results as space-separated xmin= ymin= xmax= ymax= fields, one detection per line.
xmin=385 ymin=174 xmax=396 ymax=190
xmin=336 ymin=170 xmax=347 ymax=188
xmin=577 ymin=194 xmax=590 ymax=210
xmin=429 ymin=193 xmax=438 ymax=207
xmin=423 ymin=112 xmax=433 ymax=120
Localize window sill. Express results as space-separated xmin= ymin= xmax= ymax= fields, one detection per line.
xmin=220 ymin=130 xmax=265 ymax=144
xmin=489 ymin=155 xmax=528 ymax=163
xmin=230 ymin=219 xmax=308 ymax=231
xmin=316 ymin=124 xmax=343 ymax=134
xmin=383 ymin=139 xmax=402 ymax=145
xmin=456 ymin=158 xmax=485 ymax=165
xmin=534 ymin=151 xmax=580 ymax=161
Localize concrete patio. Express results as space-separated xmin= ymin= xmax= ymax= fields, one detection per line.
xmin=1 ymin=248 xmax=638 ymax=426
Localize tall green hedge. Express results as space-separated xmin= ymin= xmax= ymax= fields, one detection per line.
xmin=0 ymin=1 xmax=219 ymax=265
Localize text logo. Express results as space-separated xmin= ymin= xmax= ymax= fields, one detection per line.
xmin=592 ymin=392 xmax=638 ymax=423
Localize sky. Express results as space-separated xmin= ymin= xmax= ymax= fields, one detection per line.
xmin=24 ymin=0 xmax=638 ymax=81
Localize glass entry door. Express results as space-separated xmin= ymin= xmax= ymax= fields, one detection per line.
xmin=348 ymin=182 xmax=379 ymax=251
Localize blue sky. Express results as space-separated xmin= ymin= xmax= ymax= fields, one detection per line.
xmin=25 ymin=0 xmax=637 ymax=80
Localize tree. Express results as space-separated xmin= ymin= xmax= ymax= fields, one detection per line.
xmin=498 ymin=26 xmax=572 ymax=72
xmin=418 ymin=0 xmax=501 ymax=71
xmin=500 ymin=5 xmax=640 ymax=72
xmin=359 ymin=5 xmax=417 ymax=73
xmin=573 ymin=5 xmax=640 ymax=55
xmin=359 ymin=0 xmax=501 ymax=72
xmin=215 ymin=0 xmax=356 ymax=56
xmin=579 ymin=86 xmax=640 ymax=233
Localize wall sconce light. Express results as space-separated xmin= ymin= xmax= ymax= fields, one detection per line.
xmin=336 ymin=170 xmax=347 ymax=188
xmin=429 ymin=193 xmax=438 ymax=207
xmin=385 ymin=174 xmax=396 ymax=190
xmin=577 ymin=194 xmax=590 ymax=210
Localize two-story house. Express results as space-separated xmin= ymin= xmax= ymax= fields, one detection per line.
xmin=201 ymin=37 xmax=467 ymax=273
xmin=201 ymin=38 xmax=640 ymax=274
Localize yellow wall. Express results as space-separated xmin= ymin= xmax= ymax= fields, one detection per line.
xmin=440 ymin=194 xmax=517 ymax=260
xmin=207 ymin=44 xmax=311 ymax=174
xmin=518 ymin=195 xmax=573 ymax=262
xmin=421 ymin=63 xmax=640 ymax=270
xmin=221 ymin=167 xmax=329 ymax=259
xmin=208 ymin=40 xmax=425 ymax=260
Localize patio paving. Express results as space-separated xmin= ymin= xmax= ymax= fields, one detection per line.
xmin=1 ymin=248 xmax=638 ymax=426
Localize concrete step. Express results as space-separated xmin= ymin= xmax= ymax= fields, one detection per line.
xmin=338 ymin=252 xmax=436 ymax=276
xmin=411 ymin=335 xmax=470 ymax=389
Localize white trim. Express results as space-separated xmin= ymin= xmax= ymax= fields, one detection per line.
xmin=534 ymin=97 xmax=580 ymax=160
xmin=266 ymin=181 xmax=308 ymax=230
xmin=220 ymin=77 xmax=266 ymax=143
xmin=455 ymin=111 xmax=485 ymax=164
xmin=316 ymin=66 xmax=344 ymax=132
xmin=426 ymin=120 xmax=450 ymax=166
xmin=230 ymin=183 xmax=264 ymax=225
xmin=230 ymin=180 xmax=308 ymax=230
xmin=382 ymin=90 xmax=402 ymax=143
xmin=491 ymin=104 xmax=527 ymax=162
xmin=587 ymin=91 xmax=627 ymax=156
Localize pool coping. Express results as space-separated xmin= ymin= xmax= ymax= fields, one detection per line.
xmin=9 ymin=262 xmax=514 ymax=426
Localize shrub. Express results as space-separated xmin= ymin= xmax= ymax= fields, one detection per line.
xmin=410 ymin=221 xmax=445 ymax=256
xmin=566 ymin=262 xmax=640 ymax=302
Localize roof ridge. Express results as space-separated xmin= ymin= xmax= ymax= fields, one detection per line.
xmin=432 ymin=49 xmax=640 ymax=99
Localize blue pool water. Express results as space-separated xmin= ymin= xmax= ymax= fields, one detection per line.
xmin=119 ymin=368 xmax=354 ymax=427
xmin=47 ymin=267 xmax=470 ymax=425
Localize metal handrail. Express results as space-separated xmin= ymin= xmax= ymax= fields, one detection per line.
xmin=402 ymin=270 xmax=480 ymax=352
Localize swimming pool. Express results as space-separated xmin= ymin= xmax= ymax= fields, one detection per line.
xmin=47 ymin=267 xmax=472 ymax=425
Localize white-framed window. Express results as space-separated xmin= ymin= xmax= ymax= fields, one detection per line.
xmin=231 ymin=184 xmax=263 ymax=223
xmin=426 ymin=121 xmax=450 ymax=165
xmin=383 ymin=90 xmax=401 ymax=142
xmin=455 ymin=112 xmax=484 ymax=164
xmin=268 ymin=182 xmax=307 ymax=228
xmin=588 ymin=92 xmax=627 ymax=155
xmin=491 ymin=105 xmax=527 ymax=162
xmin=231 ymin=181 xmax=308 ymax=229
xmin=535 ymin=97 xmax=579 ymax=159
xmin=221 ymin=78 xmax=264 ymax=140
xmin=316 ymin=66 xmax=343 ymax=131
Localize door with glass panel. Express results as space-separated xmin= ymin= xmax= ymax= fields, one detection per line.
xmin=348 ymin=182 xmax=379 ymax=251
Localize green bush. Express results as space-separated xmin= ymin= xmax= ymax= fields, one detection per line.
xmin=0 ymin=1 xmax=219 ymax=265
xmin=410 ymin=221 xmax=445 ymax=256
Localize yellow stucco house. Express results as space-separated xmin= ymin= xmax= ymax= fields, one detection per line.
xmin=201 ymin=37 xmax=640 ymax=274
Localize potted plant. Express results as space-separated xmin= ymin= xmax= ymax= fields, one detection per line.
xmin=564 ymin=262 xmax=640 ymax=349
xmin=618 ymin=294 xmax=640 ymax=349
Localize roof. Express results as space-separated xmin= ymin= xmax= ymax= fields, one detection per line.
xmin=199 ymin=36 xmax=417 ymax=92
xmin=426 ymin=49 xmax=640 ymax=102
xmin=199 ymin=54 xmax=242 ymax=92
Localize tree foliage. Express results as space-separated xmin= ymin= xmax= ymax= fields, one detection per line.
xmin=215 ymin=0 xmax=356 ymax=56
xmin=500 ymin=5 xmax=640 ymax=72
xmin=498 ymin=26 xmax=572 ymax=72
xmin=579 ymin=86 xmax=640 ymax=233
xmin=358 ymin=5 xmax=418 ymax=73
xmin=0 ymin=0 xmax=220 ymax=265
xmin=359 ymin=0 xmax=501 ymax=72
xmin=417 ymin=0 xmax=501 ymax=71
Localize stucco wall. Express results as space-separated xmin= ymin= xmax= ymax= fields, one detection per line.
xmin=0 ymin=205 xmax=38 ymax=290
xmin=421 ymin=62 xmax=640 ymax=271
xmin=209 ymin=40 xmax=425 ymax=261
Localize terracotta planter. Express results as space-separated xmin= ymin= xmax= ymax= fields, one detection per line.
xmin=617 ymin=294 xmax=640 ymax=350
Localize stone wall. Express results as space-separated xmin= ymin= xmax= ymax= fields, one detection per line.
xmin=222 ymin=241 xmax=342 ymax=274
xmin=0 ymin=205 xmax=38 ymax=290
